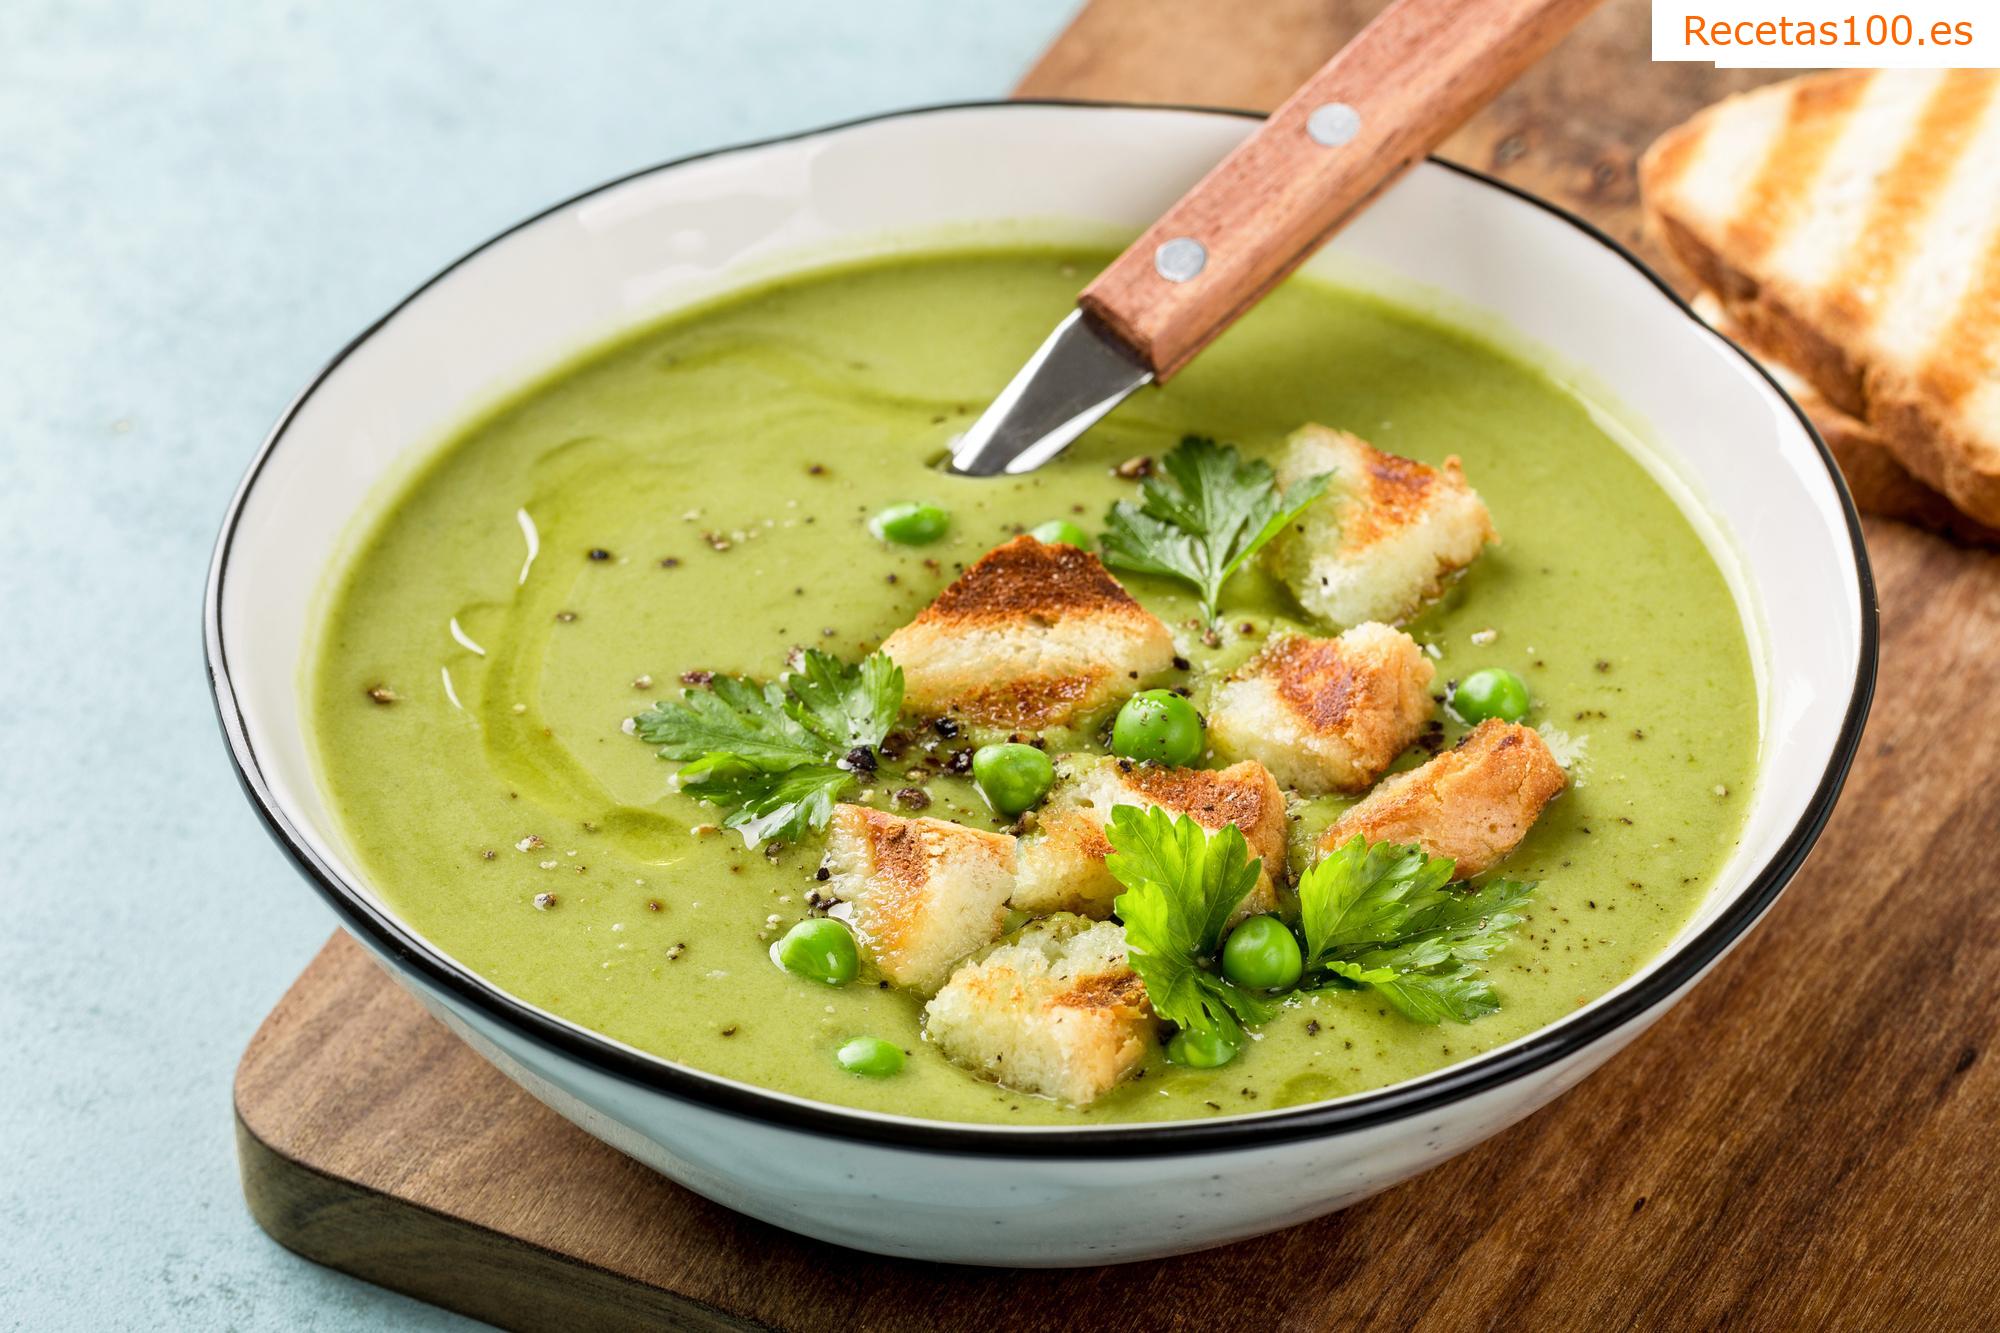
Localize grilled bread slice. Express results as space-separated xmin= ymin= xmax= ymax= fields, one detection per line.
xmin=1641 ymin=69 xmax=2000 ymax=527
xmin=879 ymin=535 xmax=1176 ymax=732
xmin=1269 ymin=425 xmax=1496 ymax=628
xmin=1319 ymin=719 xmax=1564 ymax=877
xmin=1693 ymin=294 xmax=2000 ymax=547
xmin=822 ymin=804 xmax=1016 ymax=992
xmin=924 ymin=918 xmax=1153 ymax=1106
xmin=1209 ymin=623 xmax=1437 ymax=795
xmin=1012 ymin=756 xmax=1288 ymax=921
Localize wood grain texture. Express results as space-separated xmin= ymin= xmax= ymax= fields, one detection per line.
xmin=1018 ymin=0 xmax=1787 ymax=276
xmin=1079 ymin=0 xmax=1602 ymax=377
xmin=239 ymin=2 xmax=2000 ymax=1328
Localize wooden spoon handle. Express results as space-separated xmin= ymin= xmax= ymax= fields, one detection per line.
xmin=1078 ymin=0 xmax=1602 ymax=380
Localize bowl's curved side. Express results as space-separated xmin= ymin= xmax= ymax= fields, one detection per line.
xmin=205 ymin=97 xmax=1875 ymax=1219
xmin=387 ymin=934 xmax=1703 ymax=1263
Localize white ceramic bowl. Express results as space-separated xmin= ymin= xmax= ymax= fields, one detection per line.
xmin=206 ymin=103 xmax=1874 ymax=1266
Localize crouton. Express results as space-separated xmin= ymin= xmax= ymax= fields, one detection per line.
xmin=822 ymin=804 xmax=1016 ymax=991
xmin=1209 ymin=624 xmax=1436 ymax=794
xmin=1319 ymin=719 xmax=1565 ymax=876
xmin=923 ymin=918 xmax=1153 ymax=1106
xmin=879 ymin=536 xmax=1175 ymax=732
xmin=1013 ymin=756 xmax=1287 ymax=920
xmin=1269 ymin=425 xmax=1496 ymax=627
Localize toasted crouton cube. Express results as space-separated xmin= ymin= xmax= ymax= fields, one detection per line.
xmin=924 ymin=918 xmax=1153 ymax=1105
xmin=1013 ymin=757 xmax=1287 ymax=920
xmin=823 ymin=804 xmax=1016 ymax=991
xmin=880 ymin=536 xmax=1175 ymax=731
xmin=1270 ymin=425 xmax=1497 ymax=627
xmin=1209 ymin=624 xmax=1436 ymax=794
xmin=1319 ymin=719 xmax=1565 ymax=875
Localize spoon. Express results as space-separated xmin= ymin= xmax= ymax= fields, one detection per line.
xmin=949 ymin=0 xmax=1603 ymax=476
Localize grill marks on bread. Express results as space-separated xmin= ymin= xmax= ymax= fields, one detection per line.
xmin=1320 ymin=720 xmax=1565 ymax=877
xmin=1826 ymin=69 xmax=1997 ymax=334
xmin=880 ymin=536 xmax=1175 ymax=731
xmin=1641 ymin=69 xmax=2000 ymax=526
xmin=1724 ymin=71 xmax=1869 ymax=265
xmin=923 ymin=919 xmax=1153 ymax=1106
xmin=1924 ymin=232 xmax=2000 ymax=408
xmin=1342 ymin=450 xmax=1447 ymax=549
xmin=823 ymin=804 xmax=1016 ymax=992
xmin=1210 ymin=625 xmax=1436 ymax=795
xmin=919 ymin=535 xmax=1140 ymax=620
xmin=1013 ymin=757 xmax=1288 ymax=921
xmin=1271 ymin=426 xmax=1496 ymax=628
xmin=1118 ymin=762 xmax=1281 ymax=835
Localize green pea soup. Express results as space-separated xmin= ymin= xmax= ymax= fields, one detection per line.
xmin=308 ymin=247 xmax=1758 ymax=1125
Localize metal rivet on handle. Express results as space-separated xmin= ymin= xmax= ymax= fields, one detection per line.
xmin=1307 ymin=102 xmax=1362 ymax=146
xmin=1154 ymin=236 xmax=1207 ymax=283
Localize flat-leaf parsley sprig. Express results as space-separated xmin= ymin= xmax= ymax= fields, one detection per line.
xmin=1099 ymin=436 xmax=1328 ymax=629
xmin=631 ymin=649 xmax=904 ymax=846
xmin=1104 ymin=805 xmax=1276 ymax=1052
xmin=1297 ymin=835 xmax=1535 ymax=1024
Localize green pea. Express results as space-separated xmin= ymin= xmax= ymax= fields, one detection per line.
xmin=1166 ymin=1027 xmax=1239 ymax=1069
xmin=1111 ymin=689 xmax=1204 ymax=767
xmin=870 ymin=502 xmax=950 ymax=545
xmin=1453 ymin=667 xmax=1532 ymax=724
xmin=835 ymin=1036 xmax=906 ymax=1077
xmin=771 ymin=918 xmax=858 ymax=986
xmin=1029 ymin=519 xmax=1091 ymax=548
xmin=971 ymin=742 xmax=1055 ymax=816
xmin=1221 ymin=915 xmax=1304 ymax=992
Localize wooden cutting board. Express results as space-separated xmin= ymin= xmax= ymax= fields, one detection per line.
xmin=236 ymin=3 xmax=2000 ymax=1327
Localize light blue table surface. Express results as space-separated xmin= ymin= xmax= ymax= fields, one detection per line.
xmin=0 ymin=4 xmax=1075 ymax=1326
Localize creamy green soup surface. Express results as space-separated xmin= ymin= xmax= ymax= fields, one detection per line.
xmin=310 ymin=247 xmax=1758 ymax=1125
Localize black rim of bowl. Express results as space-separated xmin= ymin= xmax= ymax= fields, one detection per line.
xmin=204 ymin=100 xmax=1879 ymax=1160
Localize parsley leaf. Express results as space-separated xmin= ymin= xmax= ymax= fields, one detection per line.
xmin=677 ymin=760 xmax=853 ymax=847
xmin=630 ymin=650 xmax=904 ymax=846
xmin=635 ymin=676 xmax=824 ymax=769
xmin=1100 ymin=436 xmax=1328 ymax=626
xmin=1321 ymin=959 xmax=1397 ymax=987
xmin=1366 ymin=966 xmax=1501 ymax=1025
xmin=1299 ymin=837 xmax=1458 ymax=958
xmin=1297 ymin=835 xmax=1534 ymax=1025
xmin=1358 ymin=877 xmax=1536 ymax=971
xmin=784 ymin=649 xmax=901 ymax=754
xmin=1105 ymin=805 xmax=1276 ymax=1047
